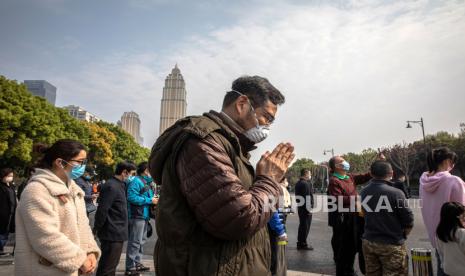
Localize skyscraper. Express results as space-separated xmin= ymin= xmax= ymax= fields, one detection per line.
xmin=159 ymin=64 xmax=187 ymax=135
xmin=120 ymin=111 xmax=144 ymax=146
xmin=63 ymin=105 xmax=101 ymax=123
xmin=24 ymin=80 xmax=57 ymax=105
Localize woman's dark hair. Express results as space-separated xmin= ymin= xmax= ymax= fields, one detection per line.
xmin=115 ymin=161 xmax=137 ymax=175
xmin=427 ymin=147 xmax=457 ymax=173
xmin=436 ymin=202 xmax=465 ymax=243
xmin=222 ymin=75 xmax=285 ymax=108
xmin=137 ymin=161 xmax=148 ymax=176
xmin=34 ymin=139 xmax=86 ymax=169
xmin=0 ymin=167 xmax=14 ymax=179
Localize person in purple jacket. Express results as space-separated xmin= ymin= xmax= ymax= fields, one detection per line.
xmin=420 ymin=147 xmax=465 ymax=276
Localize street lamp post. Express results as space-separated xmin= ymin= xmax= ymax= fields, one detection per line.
xmin=323 ymin=148 xmax=335 ymax=157
xmin=406 ymin=117 xmax=426 ymax=144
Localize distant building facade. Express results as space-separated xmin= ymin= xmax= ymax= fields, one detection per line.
xmin=159 ymin=64 xmax=187 ymax=135
xmin=24 ymin=80 xmax=57 ymax=105
xmin=63 ymin=105 xmax=101 ymax=123
xmin=120 ymin=111 xmax=144 ymax=145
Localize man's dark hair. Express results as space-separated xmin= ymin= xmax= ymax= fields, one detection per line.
xmin=427 ymin=147 xmax=457 ymax=173
xmin=137 ymin=161 xmax=148 ymax=176
xmin=300 ymin=169 xmax=310 ymax=177
xmin=370 ymin=160 xmax=393 ymax=179
xmin=437 ymin=202 xmax=465 ymax=243
xmin=115 ymin=161 xmax=137 ymax=175
xmin=222 ymin=76 xmax=285 ymax=108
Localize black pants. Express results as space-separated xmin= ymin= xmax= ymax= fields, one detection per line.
xmin=297 ymin=210 xmax=312 ymax=247
xmin=331 ymin=213 xmax=357 ymax=276
xmin=96 ymin=240 xmax=124 ymax=276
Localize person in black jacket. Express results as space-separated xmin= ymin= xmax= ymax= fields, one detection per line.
xmin=75 ymin=166 xmax=98 ymax=216
xmin=94 ymin=161 xmax=137 ymax=276
xmin=0 ymin=167 xmax=16 ymax=256
xmin=391 ymin=171 xmax=410 ymax=199
xmin=294 ymin=168 xmax=314 ymax=250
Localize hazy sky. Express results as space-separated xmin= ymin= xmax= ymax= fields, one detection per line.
xmin=1 ymin=0 xmax=464 ymax=163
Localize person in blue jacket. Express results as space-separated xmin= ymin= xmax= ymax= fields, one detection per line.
xmin=125 ymin=162 xmax=158 ymax=275
xmin=268 ymin=211 xmax=287 ymax=275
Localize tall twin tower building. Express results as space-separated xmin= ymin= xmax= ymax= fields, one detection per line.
xmin=159 ymin=64 xmax=187 ymax=135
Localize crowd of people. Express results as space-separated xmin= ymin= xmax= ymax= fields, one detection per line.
xmin=0 ymin=75 xmax=464 ymax=276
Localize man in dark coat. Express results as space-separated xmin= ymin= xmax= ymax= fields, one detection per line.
xmin=94 ymin=161 xmax=136 ymax=276
xmin=0 ymin=168 xmax=16 ymax=255
xmin=294 ymin=168 xmax=314 ymax=250
xmin=149 ymin=76 xmax=295 ymax=276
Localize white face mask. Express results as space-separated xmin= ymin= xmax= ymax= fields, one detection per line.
xmin=4 ymin=176 xmax=13 ymax=183
xmin=244 ymin=124 xmax=270 ymax=144
xmin=231 ymin=90 xmax=271 ymax=144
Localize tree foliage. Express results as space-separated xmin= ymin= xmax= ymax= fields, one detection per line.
xmin=0 ymin=76 xmax=150 ymax=178
xmin=343 ymin=148 xmax=378 ymax=174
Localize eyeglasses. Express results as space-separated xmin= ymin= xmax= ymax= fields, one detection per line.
xmin=259 ymin=109 xmax=275 ymax=125
xmin=68 ymin=159 xmax=88 ymax=166
xmin=230 ymin=90 xmax=275 ymax=125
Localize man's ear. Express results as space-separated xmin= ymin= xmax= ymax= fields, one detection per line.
xmin=235 ymin=95 xmax=249 ymax=115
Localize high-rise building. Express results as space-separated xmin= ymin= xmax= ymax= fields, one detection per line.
xmin=63 ymin=105 xmax=101 ymax=123
xmin=120 ymin=111 xmax=144 ymax=145
xmin=159 ymin=64 xmax=187 ymax=135
xmin=24 ymin=80 xmax=57 ymax=105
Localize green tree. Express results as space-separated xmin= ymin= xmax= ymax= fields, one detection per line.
xmin=343 ymin=148 xmax=377 ymax=174
xmin=0 ymin=76 xmax=89 ymax=170
xmin=0 ymin=75 xmax=150 ymax=179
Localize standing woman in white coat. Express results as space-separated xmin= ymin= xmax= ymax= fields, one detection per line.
xmin=15 ymin=139 xmax=101 ymax=276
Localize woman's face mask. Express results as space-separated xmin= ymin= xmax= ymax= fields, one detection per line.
xmin=61 ymin=160 xmax=86 ymax=180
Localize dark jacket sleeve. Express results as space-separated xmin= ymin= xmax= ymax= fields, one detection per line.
xmin=393 ymin=181 xmax=410 ymax=199
xmin=309 ymin=181 xmax=315 ymax=208
xmin=294 ymin=181 xmax=305 ymax=197
xmin=295 ymin=180 xmax=313 ymax=210
xmin=93 ymin=184 xmax=115 ymax=233
xmin=75 ymin=178 xmax=92 ymax=201
xmin=351 ymin=172 xmax=372 ymax=185
xmin=394 ymin=192 xmax=414 ymax=229
xmin=176 ymin=135 xmax=282 ymax=241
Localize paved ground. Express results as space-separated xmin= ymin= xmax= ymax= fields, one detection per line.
xmin=0 ymin=195 xmax=434 ymax=275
